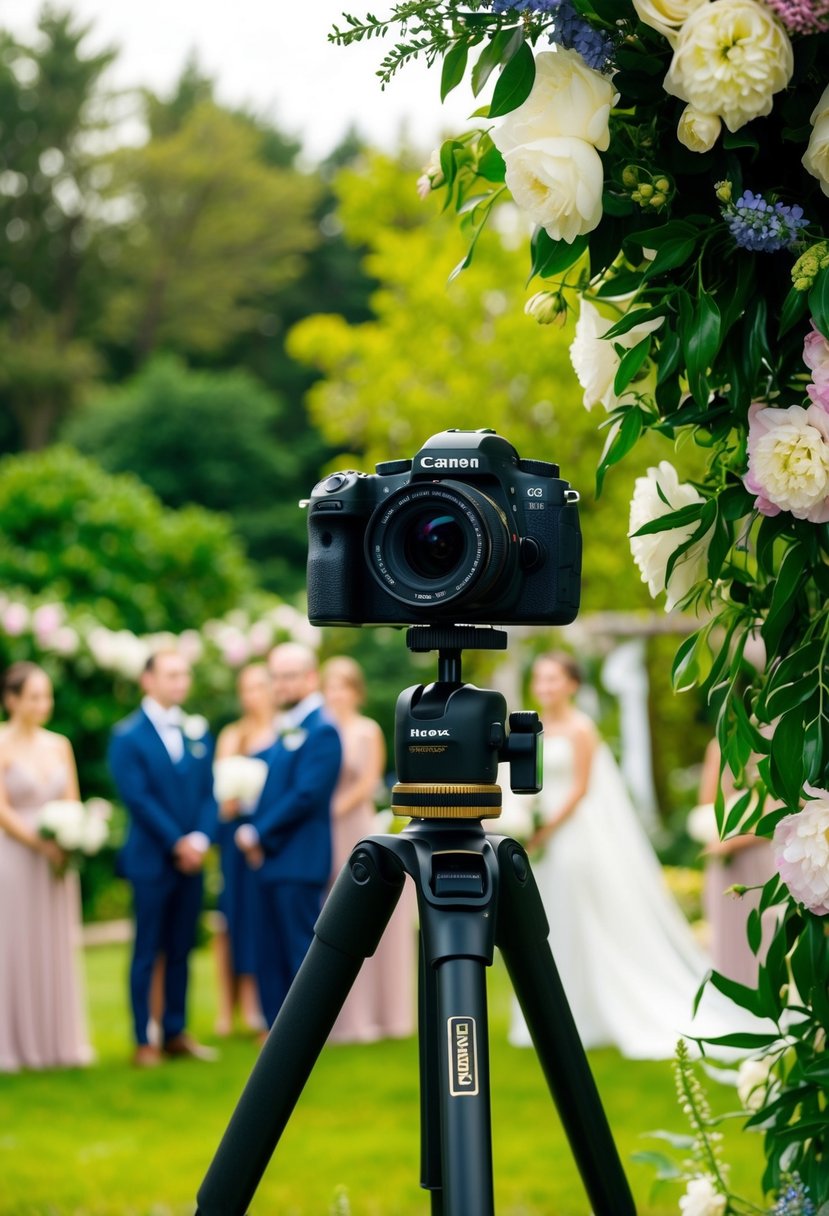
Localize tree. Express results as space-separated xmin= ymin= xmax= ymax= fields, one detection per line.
xmin=287 ymin=151 xmax=682 ymax=613
xmin=64 ymin=356 xmax=311 ymax=593
xmin=98 ymin=100 xmax=320 ymax=361
xmin=0 ymin=8 xmax=115 ymax=449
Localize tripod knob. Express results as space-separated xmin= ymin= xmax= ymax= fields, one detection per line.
xmin=503 ymin=712 xmax=543 ymax=795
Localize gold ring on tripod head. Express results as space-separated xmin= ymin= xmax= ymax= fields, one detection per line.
xmin=391 ymin=782 xmax=502 ymax=820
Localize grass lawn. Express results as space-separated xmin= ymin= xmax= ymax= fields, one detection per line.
xmin=0 ymin=940 xmax=765 ymax=1216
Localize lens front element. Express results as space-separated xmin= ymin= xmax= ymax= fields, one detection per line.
xmin=365 ymin=482 xmax=514 ymax=611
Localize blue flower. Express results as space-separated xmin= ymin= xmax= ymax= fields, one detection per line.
xmin=549 ymin=0 xmax=616 ymax=71
xmin=490 ymin=0 xmax=562 ymax=11
xmin=770 ymin=1173 xmax=816 ymax=1216
xmin=723 ymin=190 xmax=809 ymax=253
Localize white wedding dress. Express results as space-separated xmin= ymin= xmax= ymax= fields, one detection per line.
xmin=503 ymin=735 xmax=764 ymax=1059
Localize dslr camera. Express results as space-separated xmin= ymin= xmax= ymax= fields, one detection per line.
xmin=305 ymin=429 xmax=581 ymax=627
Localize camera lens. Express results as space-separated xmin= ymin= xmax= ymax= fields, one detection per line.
xmin=403 ymin=511 xmax=466 ymax=580
xmin=364 ymin=481 xmax=516 ymax=613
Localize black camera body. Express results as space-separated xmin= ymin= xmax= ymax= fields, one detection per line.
xmin=305 ymin=429 xmax=581 ymax=627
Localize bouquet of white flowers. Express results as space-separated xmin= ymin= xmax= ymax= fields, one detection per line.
xmin=213 ymin=755 xmax=269 ymax=808
xmin=36 ymin=797 xmax=112 ymax=867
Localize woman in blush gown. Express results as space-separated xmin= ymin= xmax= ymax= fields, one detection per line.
xmin=212 ymin=661 xmax=274 ymax=1036
xmin=507 ymin=652 xmax=763 ymax=1060
xmin=322 ymin=656 xmax=416 ymax=1043
xmin=0 ymin=661 xmax=93 ymax=1072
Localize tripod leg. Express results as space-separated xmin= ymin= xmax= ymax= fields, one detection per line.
xmin=494 ymin=837 xmax=637 ymax=1216
xmin=195 ymin=841 xmax=405 ymax=1216
xmin=417 ymin=940 xmax=445 ymax=1215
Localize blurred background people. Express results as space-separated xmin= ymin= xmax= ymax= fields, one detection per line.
xmin=235 ymin=643 xmax=341 ymax=1027
xmin=508 ymin=651 xmax=747 ymax=1059
xmin=108 ymin=649 xmax=217 ymax=1066
xmin=212 ymin=661 xmax=274 ymax=1036
xmin=0 ymin=661 xmax=93 ymax=1072
xmin=322 ymin=656 xmax=415 ymax=1043
xmin=697 ymin=737 xmax=778 ymax=986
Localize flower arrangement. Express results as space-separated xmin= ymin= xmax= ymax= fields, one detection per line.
xmin=36 ymin=797 xmax=112 ymax=868
xmin=213 ymin=754 xmax=270 ymax=809
xmin=332 ymin=0 xmax=829 ymax=1203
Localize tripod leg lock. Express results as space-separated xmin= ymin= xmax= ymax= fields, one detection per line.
xmin=315 ymin=840 xmax=406 ymax=960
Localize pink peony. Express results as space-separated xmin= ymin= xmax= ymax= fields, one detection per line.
xmin=3 ymin=602 xmax=30 ymax=636
xmin=744 ymin=400 xmax=829 ymax=522
xmin=773 ymin=790 xmax=829 ymax=915
xmin=804 ymin=322 xmax=829 ymax=408
xmin=32 ymin=602 xmax=64 ymax=639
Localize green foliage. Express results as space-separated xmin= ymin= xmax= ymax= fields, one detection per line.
xmin=0 ymin=10 xmax=115 ymax=448
xmin=98 ymin=100 xmax=320 ymax=360
xmin=0 ymin=445 xmax=253 ymax=633
xmin=287 ymin=150 xmax=672 ymax=614
xmin=63 ymin=356 xmax=310 ymax=593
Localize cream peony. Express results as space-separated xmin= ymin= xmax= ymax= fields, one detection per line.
xmin=677 ymin=105 xmax=722 ymax=153
xmin=492 ymin=48 xmax=617 ymax=155
xmin=773 ymin=790 xmax=829 ymax=914
xmin=628 ymin=461 xmax=713 ymax=611
xmin=501 ymin=138 xmax=604 ymax=244
xmin=569 ymin=298 xmax=662 ymax=410
xmin=633 ymin=0 xmax=708 ymax=43
xmin=664 ymin=0 xmax=794 ymax=134
xmin=744 ymin=401 xmax=829 ymax=522
xmin=679 ymin=1176 xmax=727 ymax=1216
xmin=803 ymin=110 xmax=829 ymax=199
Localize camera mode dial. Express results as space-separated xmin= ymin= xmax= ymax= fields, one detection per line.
xmin=375 ymin=459 xmax=413 ymax=476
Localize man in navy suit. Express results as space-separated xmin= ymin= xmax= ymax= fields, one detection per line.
xmin=109 ymin=648 xmax=217 ymax=1066
xmin=235 ymin=642 xmax=342 ymax=1027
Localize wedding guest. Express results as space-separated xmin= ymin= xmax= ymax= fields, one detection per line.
xmin=109 ymin=648 xmax=217 ymax=1066
xmin=235 ymin=643 xmax=341 ymax=1027
xmin=0 ymin=661 xmax=93 ymax=1072
xmin=506 ymin=652 xmax=758 ymax=1059
xmin=212 ymin=662 xmax=274 ymax=1036
xmin=697 ymin=737 xmax=778 ymax=986
xmin=322 ymin=656 xmax=415 ymax=1043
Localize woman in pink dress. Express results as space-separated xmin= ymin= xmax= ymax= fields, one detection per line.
xmin=0 ymin=661 xmax=93 ymax=1071
xmin=322 ymin=656 xmax=415 ymax=1043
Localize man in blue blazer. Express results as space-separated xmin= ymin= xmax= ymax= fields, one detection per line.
xmin=235 ymin=642 xmax=342 ymax=1027
xmin=109 ymin=648 xmax=217 ymax=1066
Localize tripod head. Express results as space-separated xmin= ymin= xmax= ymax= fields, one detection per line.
xmin=391 ymin=626 xmax=542 ymax=820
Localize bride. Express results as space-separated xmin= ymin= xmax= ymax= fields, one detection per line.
xmin=503 ymin=651 xmax=755 ymax=1060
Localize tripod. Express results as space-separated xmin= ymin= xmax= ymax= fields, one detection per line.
xmin=196 ymin=627 xmax=637 ymax=1216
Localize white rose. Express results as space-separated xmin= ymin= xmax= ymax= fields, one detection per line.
xmin=38 ymin=800 xmax=86 ymax=851
xmin=746 ymin=402 xmax=829 ymax=522
xmin=632 ymin=0 xmax=708 ymax=44
xmin=736 ymin=1055 xmax=776 ymax=1112
xmin=569 ymin=298 xmax=662 ymax=410
xmin=81 ymin=814 xmax=110 ymax=856
xmin=811 ymin=84 xmax=829 ymax=124
xmin=492 ymin=48 xmax=618 ymax=155
xmin=676 ymin=105 xmax=722 ymax=153
xmin=502 ymin=138 xmax=604 ymax=244
xmin=664 ymin=0 xmax=794 ymax=133
xmin=803 ymin=110 xmax=829 ymax=198
xmin=679 ymin=1176 xmax=727 ymax=1216
xmin=628 ymin=461 xmax=713 ymax=611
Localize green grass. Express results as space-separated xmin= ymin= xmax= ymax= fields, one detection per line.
xmin=0 ymin=942 xmax=765 ymax=1215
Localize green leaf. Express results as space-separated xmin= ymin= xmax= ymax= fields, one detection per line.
xmin=595 ymin=408 xmax=643 ymax=496
xmin=613 ymin=335 xmax=652 ymax=396
xmin=528 ymin=228 xmax=588 ymax=281
xmin=802 ymin=713 xmax=824 ymax=784
xmin=642 ymin=237 xmax=699 ymax=279
xmin=809 ymin=266 xmax=829 ymax=341
xmin=770 ymin=709 xmax=806 ymax=809
xmin=779 ymin=284 xmax=810 ymax=339
xmin=489 ymin=41 xmax=535 ymax=118
xmin=762 ymin=543 xmax=806 ymax=655
xmin=625 ymin=220 xmax=699 ymax=250
xmin=629 ymin=1151 xmax=682 ymax=1180
xmin=441 ymin=41 xmax=469 ymax=101
xmin=470 ymin=26 xmax=523 ymax=97
xmin=476 ymin=144 xmax=505 ymax=183
xmin=631 ymin=499 xmax=704 ymax=538
xmin=604 ymin=307 xmax=664 ymax=340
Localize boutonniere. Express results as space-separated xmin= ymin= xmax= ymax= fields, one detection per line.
xmin=280 ymin=728 xmax=307 ymax=752
xmin=182 ymin=714 xmax=209 ymax=758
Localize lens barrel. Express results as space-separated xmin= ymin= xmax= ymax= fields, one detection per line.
xmin=364 ymin=482 xmax=514 ymax=611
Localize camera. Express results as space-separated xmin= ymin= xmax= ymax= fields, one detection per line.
xmin=305 ymin=428 xmax=581 ymax=627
